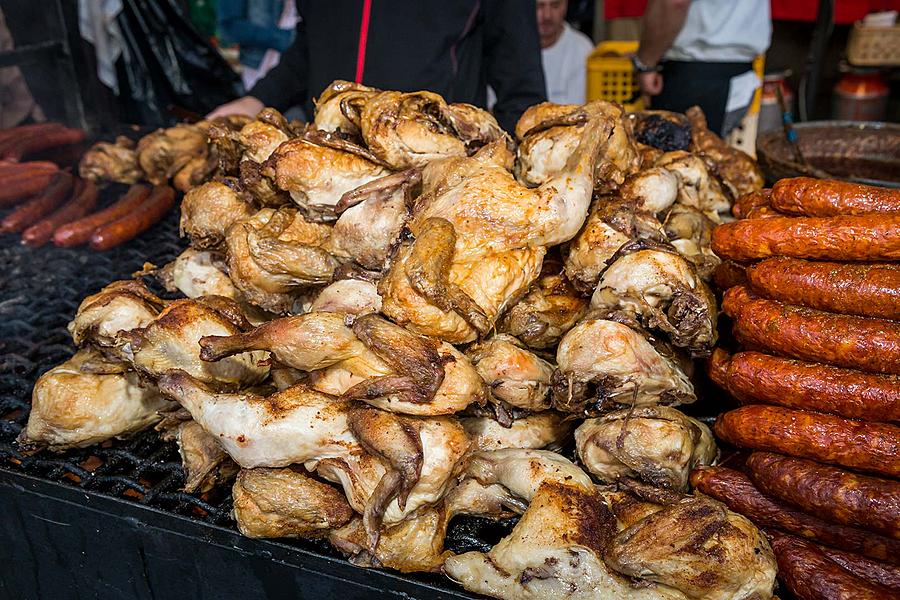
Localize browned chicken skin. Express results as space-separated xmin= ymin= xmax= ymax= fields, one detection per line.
xmin=79 ymin=136 xmax=143 ymax=184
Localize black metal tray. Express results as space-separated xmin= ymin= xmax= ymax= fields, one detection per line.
xmin=0 ymin=203 xmax=487 ymax=599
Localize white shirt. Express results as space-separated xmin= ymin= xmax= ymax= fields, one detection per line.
xmin=541 ymin=23 xmax=594 ymax=105
xmin=666 ymin=0 xmax=771 ymax=63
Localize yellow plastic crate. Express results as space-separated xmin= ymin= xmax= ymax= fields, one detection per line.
xmin=587 ymin=41 xmax=643 ymax=111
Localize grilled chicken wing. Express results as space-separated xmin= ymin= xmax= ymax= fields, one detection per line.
xmin=180 ymin=180 xmax=255 ymax=249
xmin=198 ymin=312 xmax=485 ymax=415
xmin=224 ymin=207 xmax=340 ymax=313
xmin=232 ymin=467 xmax=354 ymax=539
xmin=158 ymin=418 xmax=239 ymax=493
xmin=462 ymin=412 xmax=573 ymax=451
xmin=551 ymin=312 xmax=695 ymax=416
xmin=68 ymin=280 xmax=166 ymax=349
xmin=466 ymin=334 xmax=554 ymax=412
xmin=575 ymin=406 xmax=716 ymax=490
xmin=564 ymin=197 xmax=668 ymax=293
xmin=119 ymin=298 xmax=269 ymax=386
xmin=20 ymin=349 xmax=173 ymax=450
xmin=79 ymin=136 xmax=143 ymax=184
xmin=378 ymin=112 xmax=614 ymax=343
xmin=590 ymin=242 xmax=717 ymax=356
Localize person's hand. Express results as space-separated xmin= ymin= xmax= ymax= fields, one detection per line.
xmin=637 ymin=71 xmax=663 ymax=96
xmin=207 ymin=96 xmax=265 ymax=120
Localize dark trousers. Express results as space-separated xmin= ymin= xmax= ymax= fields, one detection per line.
xmin=652 ymin=60 xmax=753 ymax=137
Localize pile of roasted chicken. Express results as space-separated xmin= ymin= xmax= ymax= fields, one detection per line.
xmin=24 ymin=81 xmax=777 ymax=599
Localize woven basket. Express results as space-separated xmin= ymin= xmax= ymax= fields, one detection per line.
xmin=847 ymin=22 xmax=900 ymax=66
xmin=756 ymin=121 xmax=900 ymax=187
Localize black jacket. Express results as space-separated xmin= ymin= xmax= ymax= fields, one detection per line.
xmin=249 ymin=0 xmax=547 ymax=132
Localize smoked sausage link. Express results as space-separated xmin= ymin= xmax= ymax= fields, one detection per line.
xmin=52 ymin=183 xmax=150 ymax=247
xmin=714 ymin=405 xmax=900 ymax=478
xmin=771 ymin=177 xmax=900 ymax=216
xmin=89 ymin=185 xmax=175 ymax=251
xmin=816 ymin=545 xmax=900 ymax=591
xmin=21 ymin=179 xmax=98 ymax=247
xmin=722 ymin=285 xmax=900 ymax=374
xmin=747 ymin=257 xmax=900 ymax=320
xmin=746 ymin=452 xmax=900 ymax=539
xmin=709 ymin=350 xmax=900 ymax=423
xmin=768 ymin=530 xmax=893 ymax=600
xmin=711 ymin=214 xmax=900 ymax=262
xmin=690 ymin=466 xmax=900 ymax=564
xmin=732 ymin=188 xmax=772 ymax=219
xmin=0 ymin=171 xmax=73 ymax=233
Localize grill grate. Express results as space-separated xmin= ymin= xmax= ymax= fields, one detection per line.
xmin=0 ymin=198 xmax=511 ymax=588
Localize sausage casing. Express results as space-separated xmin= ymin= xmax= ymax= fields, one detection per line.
xmin=723 ymin=285 xmax=900 ymax=374
xmin=52 ymin=184 xmax=150 ymax=247
xmin=0 ymin=172 xmax=73 ymax=233
xmin=747 ymin=257 xmax=900 ymax=320
xmin=771 ymin=177 xmax=900 ymax=216
xmin=746 ymin=452 xmax=900 ymax=539
xmin=690 ymin=466 xmax=900 ymax=564
xmin=708 ymin=350 xmax=900 ymax=423
xmin=21 ymin=179 xmax=98 ymax=247
xmin=711 ymin=214 xmax=900 ymax=262
xmin=768 ymin=531 xmax=892 ymax=600
xmin=714 ymin=405 xmax=900 ymax=478
xmin=89 ymin=185 xmax=175 ymax=251
xmin=732 ymin=188 xmax=771 ymax=219
xmin=817 ymin=545 xmax=900 ymax=591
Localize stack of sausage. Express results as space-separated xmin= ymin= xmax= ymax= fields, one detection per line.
xmin=696 ymin=177 xmax=900 ymax=599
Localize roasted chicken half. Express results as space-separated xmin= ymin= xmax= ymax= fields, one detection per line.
xmin=575 ymin=406 xmax=716 ymax=490
xmin=19 ymin=349 xmax=173 ymax=450
xmin=375 ymin=111 xmax=615 ymax=343
xmin=180 ymin=180 xmax=255 ymax=249
xmin=551 ymin=312 xmax=695 ymax=416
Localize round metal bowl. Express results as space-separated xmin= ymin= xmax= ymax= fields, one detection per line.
xmin=757 ymin=121 xmax=900 ymax=188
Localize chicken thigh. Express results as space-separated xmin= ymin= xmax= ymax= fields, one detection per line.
xmin=68 ymin=280 xmax=166 ymax=349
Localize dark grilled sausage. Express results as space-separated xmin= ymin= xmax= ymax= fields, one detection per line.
xmin=711 ymin=214 xmax=900 ymax=262
xmin=52 ymin=184 xmax=150 ymax=247
xmin=771 ymin=177 xmax=900 ymax=217
xmin=714 ymin=405 xmax=900 ymax=478
xmin=746 ymin=257 xmax=900 ymax=320
xmin=89 ymin=185 xmax=175 ymax=250
xmin=0 ymin=170 xmax=56 ymax=206
xmin=690 ymin=466 xmax=900 ymax=564
xmin=708 ymin=350 xmax=900 ymax=423
xmin=0 ymin=126 xmax=85 ymax=161
xmin=768 ymin=530 xmax=893 ymax=600
xmin=21 ymin=179 xmax=98 ymax=247
xmin=722 ymin=285 xmax=900 ymax=374
xmin=0 ymin=171 xmax=73 ymax=233
xmin=746 ymin=453 xmax=900 ymax=539
xmin=816 ymin=545 xmax=900 ymax=591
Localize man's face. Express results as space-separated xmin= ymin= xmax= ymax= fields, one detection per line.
xmin=536 ymin=0 xmax=567 ymax=48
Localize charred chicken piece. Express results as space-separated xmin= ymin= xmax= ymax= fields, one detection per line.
xmin=515 ymin=101 xmax=641 ymax=191
xmin=136 ymin=123 xmax=209 ymax=185
xmin=68 ymin=280 xmax=166 ymax=349
xmin=119 ymin=298 xmax=269 ymax=386
xmin=180 ymin=180 xmax=255 ymax=249
xmin=590 ymin=242 xmax=717 ymax=356
xmin=199 ymin=312 xmax=485 ymax=416
xmin=606 ymin=495 xmax=776 ymax=600
xmin=19 ymin=349 xmax=173 ymax=450
xmin=79 ymin=136 xmax=143 ymax=184
xmin=551 ymin=312 xmax=695 ymax=416
xmin=686 ymin=106 xmax=764 ymax=198
xmin=158 ymin=418 xmax=239 ymax=493
xmin=630 ymin=111 xmax=692 ymax=152
xmin=497 ymin=261 xmax=588 ymax=349
xmin=575 ymin=405 xmax=716 ymax=490
xmin=564 ymin=197 xmax=668 ymax=293
xmin=359 ymin=90 xmax=506 ymax=169
xmin=466 ymin=334 xmax=554 ymax=413
xmin=462 ymin=411 xmax=573 ymax=452
xmin=378 ymin=113 xmax=615 ymax=343
xmin=232 ymin=467 xmax=353 ymax=539
xmin=224 ymin=207 xmax=340 ymax=314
